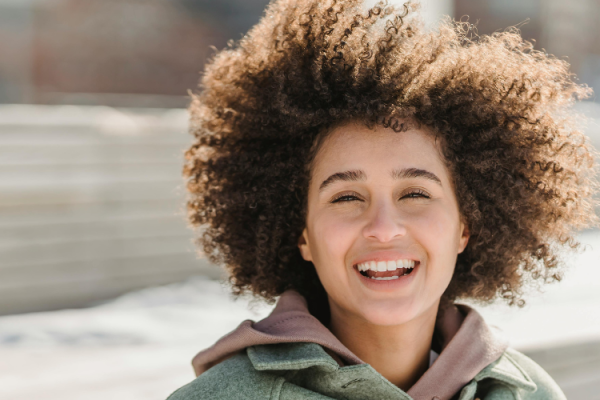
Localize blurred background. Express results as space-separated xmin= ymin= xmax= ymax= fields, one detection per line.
xmin=0 ymin=0 xmax=599 ymax=399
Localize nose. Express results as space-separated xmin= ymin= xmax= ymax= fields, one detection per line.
xmin=362 ymin=200 xmax=407 ymax=242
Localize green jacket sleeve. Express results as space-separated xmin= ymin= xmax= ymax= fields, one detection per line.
xmin=166 ymin=352 xmax=279 ymax=400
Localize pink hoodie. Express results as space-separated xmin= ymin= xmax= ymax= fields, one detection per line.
xmin=192 ymin=290 xmax=508 ymax=400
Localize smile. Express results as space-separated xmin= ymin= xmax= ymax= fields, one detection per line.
xmin=355 ymin=259 xmax=417 ymax=280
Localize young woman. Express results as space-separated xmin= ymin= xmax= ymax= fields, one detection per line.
xmin=169 ymin=0 xmax=599 ymax=398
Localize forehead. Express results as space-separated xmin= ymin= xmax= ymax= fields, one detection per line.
xmin=311 ymin=121 xmax=446 ymax=179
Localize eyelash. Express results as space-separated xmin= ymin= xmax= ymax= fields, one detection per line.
xmin=331 ymin=189 xmax=430 ymax=203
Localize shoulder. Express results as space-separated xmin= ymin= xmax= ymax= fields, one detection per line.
xmin=503 ymin=348 xmax=566 ymax=400
xmin=166 ymin=351 xmax=281 ymax=400
xmin=476 ymin=348 xmax=566 ymax=400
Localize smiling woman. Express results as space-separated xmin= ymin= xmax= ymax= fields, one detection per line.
xmin=299 ymin=121 xmax=468 ymax=326
xmin=296 ymin=122 xmax=471 ymax=390
xmin=170 ymin=0 xmax=599 ymax=399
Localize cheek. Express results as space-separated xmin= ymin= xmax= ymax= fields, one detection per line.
xmin=411 ymin=205 xmax=461 ymax=264
xmin=311 ymin=211 xmax=357 ymax=271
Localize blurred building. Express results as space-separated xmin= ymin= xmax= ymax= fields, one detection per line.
xmin=0 ymin=105 xmax=227 ymax=315
xmin=0 ymin=0 xmax=270 ymax=107
xmin=1 ymin=0 xmax=598 ymax=106
xmin=0 ymin=0 xmax=272 ymax=314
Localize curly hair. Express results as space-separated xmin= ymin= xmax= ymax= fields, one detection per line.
xmin=183 ymin=0 xmax=599 ymax=311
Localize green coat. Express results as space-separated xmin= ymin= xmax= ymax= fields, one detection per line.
xmin=167 ymin=342 xmax=566 ymax=400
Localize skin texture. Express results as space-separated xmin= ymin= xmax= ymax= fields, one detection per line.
xmin=297 ymin=120 xmax=469 ymax=389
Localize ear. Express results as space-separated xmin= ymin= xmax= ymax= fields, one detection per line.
xmin=297 ymin=228 xmax=313 ymax=262
xmin=458 ymin=220 xmax=470 ymax=254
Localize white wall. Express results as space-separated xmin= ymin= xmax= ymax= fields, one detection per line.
xmin=0 ymin=105 xmax=220 ymax=315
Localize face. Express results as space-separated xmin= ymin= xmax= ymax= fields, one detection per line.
xmin=298 ymin=120 xmax=469 ymax=326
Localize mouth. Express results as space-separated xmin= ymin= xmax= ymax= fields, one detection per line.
xmin=353 ymin=259 xmax=418 ymax=280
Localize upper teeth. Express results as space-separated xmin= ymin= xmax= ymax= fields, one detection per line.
xmin=357 ymin=259 xmax=415 ymax=272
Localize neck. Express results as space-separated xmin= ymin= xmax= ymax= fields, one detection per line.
xmin=328 ymin=301 xmax=439 ymax=391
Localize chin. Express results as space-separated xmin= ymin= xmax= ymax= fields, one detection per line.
xmin=356 ymin=297 xmax=426 ymax=326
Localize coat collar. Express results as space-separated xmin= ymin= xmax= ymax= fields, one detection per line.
xmin=248 ymin=341 xmax=339 ymax=373
xmin=474 ymin=351 xmax=537 ymax=392
xmin=247 ymin=342 xmax=536 ymax=398
xmin=193 ymin=291 xmax=509 ymax=400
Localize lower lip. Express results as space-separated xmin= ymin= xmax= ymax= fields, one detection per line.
xmin=353 ymin=262 xmax=420 ymax=291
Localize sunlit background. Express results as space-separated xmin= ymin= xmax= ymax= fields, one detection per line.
xmin=1 ymin=0 xmax=599 ymax=399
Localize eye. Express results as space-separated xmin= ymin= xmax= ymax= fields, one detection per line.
xmin=401 ymin=189 xmax=430 ymax=199
xmin=330 ymin=193 xmax=361 ymax=203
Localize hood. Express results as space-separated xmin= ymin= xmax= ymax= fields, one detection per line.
xmin=192 ymin=290 xmax=508 ymax=400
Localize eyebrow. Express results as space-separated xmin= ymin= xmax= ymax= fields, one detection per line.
xmin=391 ymin=167 xmax=442 ymax=185
xmin=318 ymin=167 xmax=442 ymax=192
